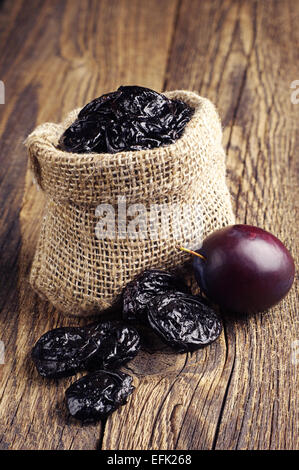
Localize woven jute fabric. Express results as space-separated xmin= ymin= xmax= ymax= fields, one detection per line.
xmin=25 ymin=90 xmax=235 ymax=316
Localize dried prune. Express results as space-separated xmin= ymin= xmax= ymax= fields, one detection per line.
xmin=85 ymin=322 xmax=140 ymax=370
xmin=147 ymin=292 xmax=222 ymax=352
xmin=58 ymin=85 xmax=194 ymax=154
xmin=122 ymin=269 xmax=190 ymax=323
xmin=31 ymin=322 xmax=140 ymax=378
xmin=66 ymin=370 xmax=134 ymax=422
xmin=31 ymin=326 xmax=98 ymax=378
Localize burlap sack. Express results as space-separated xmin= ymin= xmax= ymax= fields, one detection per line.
xmin=25 ymin=90 xmax=235 ymax=316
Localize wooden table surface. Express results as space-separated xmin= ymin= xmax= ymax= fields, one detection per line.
xmin=0 ymin=0 xmax=298 ymax=450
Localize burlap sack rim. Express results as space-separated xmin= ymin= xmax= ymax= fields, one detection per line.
xmin=25 ymin=90 xmax=222 ymax=169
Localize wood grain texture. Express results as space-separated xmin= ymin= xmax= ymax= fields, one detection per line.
xmin=0 ymin=0 xmax=179 ymax=450
xmin=165 ymin=0 xmax=299 ymax=450
xmin=0 ymin=0 xmax=298 ymax=450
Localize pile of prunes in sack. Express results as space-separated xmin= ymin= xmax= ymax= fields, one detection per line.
xmin=58 ymin=85 xmax=194 ymax=154
xmin=32 ymin=87 xmax=222 ymax=423
xmin=32 ymin=270 xmax=222 ymax=423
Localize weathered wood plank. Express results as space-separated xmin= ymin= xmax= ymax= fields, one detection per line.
xmin=166 ymin=0 xmax=298 ymax=450
xmin=102 ymin=0 xmax=299 ymax=450
xmin=212 ymin=0 xmax=299 ymax=450
xmin=102 ymin=0 xmax=248 ymax=450
xmin=0 ymin=0 xmax=178 ymax=450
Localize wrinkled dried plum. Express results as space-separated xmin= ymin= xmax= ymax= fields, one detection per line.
xmin=66 ymin=370 xmax=134 ymax=422
xmin=147 ymin=292 xmax=222 ymax=352
xmin=31 ymin=326 xmax=98 ymax=378
xmin=85 ymin=322 xmax=140 ymax=370
xmin=58 ymin=85 xmax=194 ymax=154
xmin=123 ymin=269 xmax=190 ymax=323
xmin=31 ymin=322 xmax=140 ymax=378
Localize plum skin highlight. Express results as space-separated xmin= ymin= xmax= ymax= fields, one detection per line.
xmin=192 ymin=224 xmax=295 ymax=314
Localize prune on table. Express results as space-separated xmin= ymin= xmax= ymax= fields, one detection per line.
xmin=31 ymin=321 xmax=140 ymax=378
xmin=85 ymin=322 xmax=140 ymax=370
xmin=66 ymin=370 xmax=134 ymax=422
xmin=31 ymin=326 xmax=98 ymax=378
xmin=122 ymin=269 xmax=190 ymax=323
xmin=58 ymin=85 xmax=194 ymax=154
xmin=147 ymin=292 xmax=222 ymax=352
